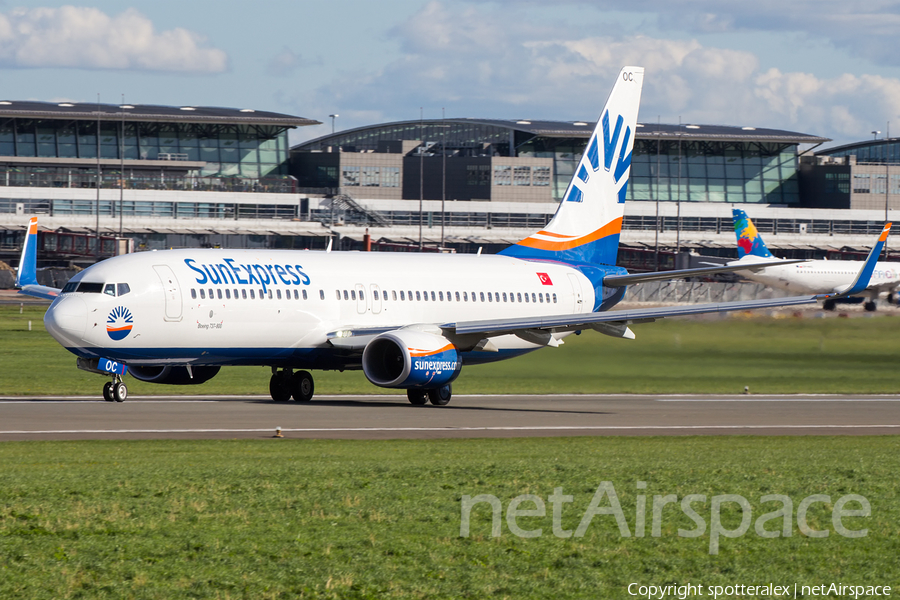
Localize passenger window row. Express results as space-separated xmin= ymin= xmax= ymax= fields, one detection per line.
xmin=189 ymin=286 xmax=558 ymax=306
xmin=338 ymin=289 xmax=558 ymax=304
xmin=191 ymin=288 xmax=326 ymax=301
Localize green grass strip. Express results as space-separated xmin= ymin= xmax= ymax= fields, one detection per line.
xmin=0 ymin=437 xmax=897 ymax=598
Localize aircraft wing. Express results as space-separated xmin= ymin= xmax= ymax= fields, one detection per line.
xmin=602 ymin=259 xmax=806 ymax=287
xmin=442 ymin=294 xmax=819 ymax=340
xmin=447 ymin=225 xmax=890 ymax=342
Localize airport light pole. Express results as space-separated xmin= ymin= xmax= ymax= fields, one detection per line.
xmin=654 ymin=116 xmax=661 ymax=271
xmin=95 ymin=94 xmax=101 ymax=259
xmin=329 ymin=114 xmax=339 ymax=135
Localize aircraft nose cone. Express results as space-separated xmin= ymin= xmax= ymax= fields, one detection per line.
xmin=44 ymin=295 xmax=87 ymax=345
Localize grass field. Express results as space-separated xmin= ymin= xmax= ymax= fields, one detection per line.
xmin=1 ymin=436 xmax=897 ymax=599
xmin=3 ymin=305 xmax=900 ymax=396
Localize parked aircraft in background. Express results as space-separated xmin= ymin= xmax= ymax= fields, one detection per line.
xmin=731 ymin=208 xmax=898 ymax=311
xmin=16 ymin=67 xmax=882 ymax=404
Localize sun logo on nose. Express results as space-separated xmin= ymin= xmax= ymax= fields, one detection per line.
xmin=107 ymin=306 xmax=133 ymax=341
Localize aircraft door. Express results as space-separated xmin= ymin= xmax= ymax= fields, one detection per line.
xmin=567 ymin=273 xmax=584 ymax=313
xmin=355 ymin=284 xmax=367 ymax=314
xmin=153 ymin=264 xmax=183 ymax=322
xmin=370 ymin=284 xmax=382 ymax=314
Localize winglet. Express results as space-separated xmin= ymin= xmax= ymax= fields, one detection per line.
xmin=15 ymin=216 xmax=39 ymax=287
xmin=821 ymin=222 xmax=891 ymax=299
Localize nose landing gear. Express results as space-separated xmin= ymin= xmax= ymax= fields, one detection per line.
xmin=102 ymin=375 xmax=127 ymax=402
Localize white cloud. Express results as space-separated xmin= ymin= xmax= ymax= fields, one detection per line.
xmin=287 ymin=1 xmax=900 ymax=146
xmin=0 ymin=6 xmax=228 ymax=73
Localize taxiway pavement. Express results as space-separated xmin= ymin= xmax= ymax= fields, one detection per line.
xmin=1 ymin=394 xmax=899 ymax=441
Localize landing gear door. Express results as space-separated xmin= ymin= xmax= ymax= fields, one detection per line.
xmin=567 ymin=273 xmax=584 ymax=313
xmin=153 ymin=264 xmax=183 ymax=322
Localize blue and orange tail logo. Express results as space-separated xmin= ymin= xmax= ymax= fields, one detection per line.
xmin=500 ymin=67 xmax=644 ymax=267
xmin=107 ymin=306 xmax=133 ymax=341
xmin=732 ymin=209 xmax=773 ymax=259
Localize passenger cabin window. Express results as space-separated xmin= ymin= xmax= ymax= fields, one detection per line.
xmin=250 ymin=289 xmax=255 ymax=299
xmin=276 ymin=290 xmax=282 ymax=300
xmin=218 ymin=289 xmax=223 ymax=300
xmin=242 ymin=289 xmax=248 ymax=300
xmin=336 ymin=290 xmax=341 ymax=300
xmin=302 ymin=290 xmax=308 ymax=300
xmin=200 ymin=289 xmax=206 ymax=299
xmin=319 ymin=290 xmax=325 ymax=300
xmin=400 ymin=291 xmax=406 ymax=301
xmin=392 ymin=291 xmax=398 ymax=301
xmin=191 ymin=289 xmax=197 ymax=299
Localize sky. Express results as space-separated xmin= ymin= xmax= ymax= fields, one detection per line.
xmin=2 ymin=0 xmax=900 ymax=149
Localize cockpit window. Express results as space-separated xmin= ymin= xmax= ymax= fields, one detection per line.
xmin=117 ymin=283 xmax=131 ymax=296
xmin=103 ymin=284 xmax=116 ymax=296
xmin=62 ymin=282 xmax=78 ymax=294
xmin=77 ymin=282 xmax=104 ymax=294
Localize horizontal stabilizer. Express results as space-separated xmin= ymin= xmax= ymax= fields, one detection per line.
xmin=17 ymin=285 xmax=60 ymax=301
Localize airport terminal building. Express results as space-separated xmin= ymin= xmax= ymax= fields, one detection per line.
xmin=1 ymin=99 xmax=898 ymax=269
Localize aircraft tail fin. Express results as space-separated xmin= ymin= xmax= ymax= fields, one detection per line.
xmin=500 ymin=67 xmax=644 ymax=266
xmin=15 ymin=217 xmax=60 ymax=300
xmin=15 ymin=217 xmax=39 ymax=287
xmin=732 ymin=208 xmax=774 ymax=259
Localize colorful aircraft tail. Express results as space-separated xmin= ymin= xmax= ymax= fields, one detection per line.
xmin=732 ymin=208 xmax=774 ymax=259
xmin=500 ymin=67 xmax=644 ymax=266
xmin=15 ymin=216 xmax=39 ymax=287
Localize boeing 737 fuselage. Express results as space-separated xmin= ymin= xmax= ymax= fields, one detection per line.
xmin=17 ymin=67 xmax=884 ymax=405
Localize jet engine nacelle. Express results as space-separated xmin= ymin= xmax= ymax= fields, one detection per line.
xmin=129 ymin=365 xmax=221 ymax=385
xmin=362 ymin=330 xmax=461 ymax=389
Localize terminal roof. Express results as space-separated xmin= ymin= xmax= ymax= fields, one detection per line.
xmin=0 ymin=100 xmax=319 ymax=127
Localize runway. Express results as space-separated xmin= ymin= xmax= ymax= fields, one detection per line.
xmin=1 ymin=394 xmax=899 ymax=440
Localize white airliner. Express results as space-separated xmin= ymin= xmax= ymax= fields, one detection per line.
xmin=15 ymin=67 xmax=885 ymax=404
xmin=731 ymin=208 xmax=898 ymax=311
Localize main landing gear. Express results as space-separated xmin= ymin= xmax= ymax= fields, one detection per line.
xmin=102 ymin=375 xmax=127 ymax=403
xmin=269 ymin=368 xmax=315 ymax=402
xmin=407 ymin=384 xmax=452 ymax=406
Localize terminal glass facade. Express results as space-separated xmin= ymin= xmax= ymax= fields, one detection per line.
xmin=0 ymin=119 xmax=290 ymax=178
xmin=627 ymin=140 xmax=800 ymax=204
xmin=299 ymin=121 xmax=803 ymax=205
xmin=823 ymin=141 xmax=900 ymax=164
xmin=519 ymin=138 xmax=800 ymax=204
